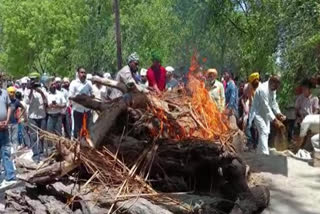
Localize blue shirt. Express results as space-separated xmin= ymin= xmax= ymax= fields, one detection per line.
xmin=225 ymin=80 xmax=238 ymax=113
xmin=9 ymin=98 xmax=23 ymax=124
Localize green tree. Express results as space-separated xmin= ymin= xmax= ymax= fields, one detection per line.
xmin=0 ymin=0 xmax=88 ymax=77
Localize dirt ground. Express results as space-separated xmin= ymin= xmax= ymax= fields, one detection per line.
xmin=244 ymin=151 xmax=320 ymax=214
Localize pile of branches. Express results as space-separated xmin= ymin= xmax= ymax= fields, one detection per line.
xmin=5 ymin=76 xmax=270 ymax=214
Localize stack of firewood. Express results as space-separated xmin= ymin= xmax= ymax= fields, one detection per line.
xmin=5 ymin=74 xmax=270 ymax=214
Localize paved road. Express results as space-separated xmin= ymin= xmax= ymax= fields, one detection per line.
xmin=244 ymin=152 xmax=320 ymax=214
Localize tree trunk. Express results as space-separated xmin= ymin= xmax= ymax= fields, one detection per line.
xmin=113 ymin=0 xmax=122 ymax=70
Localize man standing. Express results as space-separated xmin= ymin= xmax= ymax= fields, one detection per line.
xmin=110 ymin=52 xmax=141 ymax=99
xmin=165 ymin=66 xmax=179 ymax=91
xmin=7 ymin=87 xmax=27 ymax=152
xmin=249 ymin=76 xmax=286 ymax=155
xmin=24 ymin=72 xmax=48 ymax=162
xmin=224 ymin=71 xmax=238 ymax=117
xmin=47 ymin=82 xmax=66 ymax=135
xmin=140 ymin=68 xmax=149 ymax=89
xmin=147 ymin=51 xmax=167 ymax=93
xmin=69 ymin=67 xmax=93 ymax=139
xmin=0 ymin=80 xmax=16 ymax=187
xmin=206 ymin=68 xmax=225 ymax=112
xmin=55 ymin=77 xmax=71 ymax=138
xmin=244 ymin=72 xmax=260 ymax=108
xmin=295 ymin=80 xmax=319 ymax=123
xmin=243 ymin=73 xmax=260 ymax=148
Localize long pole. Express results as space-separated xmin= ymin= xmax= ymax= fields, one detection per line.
xmin=114 ymin=0 xmax=122 ymax=70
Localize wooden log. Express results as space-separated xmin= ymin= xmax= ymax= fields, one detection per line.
xmin=71 ymin=93 xmax=149 ymax=148
xmin=106 ymin=137 xmax=270 ymax=214
xmin=25 ymin=161 xmax=79 ymax=184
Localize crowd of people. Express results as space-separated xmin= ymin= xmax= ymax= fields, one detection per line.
xmin=0 ymin=51 xmax=319 ymax=188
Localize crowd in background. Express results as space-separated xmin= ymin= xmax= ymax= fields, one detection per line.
xmin=0 ymin=51 xmax=320 ymax=187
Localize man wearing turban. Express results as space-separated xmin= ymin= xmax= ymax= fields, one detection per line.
xmin=206 ymin=68 xmax=225 ymax=112
xmin=248 ymin=75 xmax=286 ymax=155
xmin=110 ymin=52 xmax=141 ymax=99
xmin=244 ymin=72 xmax=260 ymax=108
xmin=147 ymin=51 xmax=167 ymax=93
xmin=242 ymin=72 xmax=260 ymax=149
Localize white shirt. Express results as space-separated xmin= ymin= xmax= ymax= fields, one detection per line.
xmin=92 ymin=84 xmax=108 ymax=101
xmin=24 ymin=87 xmax=48 ymax=119
xmin=58 ymin=88 xmax=69 ymax=114
xmin=69 ymin=79 xmax=93 ymax=113
xmin=300 ymin=114 xmax=320 ymax=137
xmin=47 ymin=91 xmax=66 ymax=115
xmin=110 ymin=65 xmax=137 ymax=99
xmin=249 ymin=81 xmax=281 ymax=128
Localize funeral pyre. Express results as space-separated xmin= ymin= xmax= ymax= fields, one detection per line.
xmin=5 ymin=56 xmax=270 ymax=214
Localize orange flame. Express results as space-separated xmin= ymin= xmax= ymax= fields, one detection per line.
xmin=148 ymin=53 xmax=230 ymax=140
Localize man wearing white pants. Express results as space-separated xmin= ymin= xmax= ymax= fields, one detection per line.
xmin=298 ymin=114 xmax=320 ymax=166
xmin=248 ymin=76 xmax=286 ymax=155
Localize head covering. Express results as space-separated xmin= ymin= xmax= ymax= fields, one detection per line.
xmin=63 ymin=77 xmax=70 ymax=83
xmin=20 ymin=77 xmax=30 ymax=84
xmin=7 ymin=86 xmax=16 ymax=93
xmin=127 ymin=52 xmax=139 ymax=64
xmin=29 ymin=72 xmax=40 ymax=79
xmin=140 ymin=68 xmax=147 ymax=76
xmin=55 ymin=77 xmax=62 ymax=82
xmin=207 ymin=68 xmax=218 ymax=76
xmin=103 ymin=73 xmax=112 ymax=79
xmin=87 ymin=73 xmax=93 ymax=80
xmin=165 ymin=66 xmax=175 ymax=74
xmin=248 ymin=72 xmax=260 ymax=83
xmin=151 ymin=50 xmax=162 ymax=62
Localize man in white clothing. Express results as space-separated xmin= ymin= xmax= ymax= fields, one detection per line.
xmin=92 ymin=74 xmax=108 ymax=123
xmin=140 ymin=68 xmax=149 ymax=89
xmin=69 ymin=67 xmax=93 ymax=139
xmin=55 ymin=77 xmax=71 ymax=138
xmin=249 ymin=76 xmax=286 ymax=155
xmin=295 ymin=114 xmax=320 ymax=166
xmin=24 ymin=72 xmax=48 ymax=162
xmin=47 ymin=81 xmax=66 ymax=135
xmin=110 ymin=52 xmax=140 ymax=99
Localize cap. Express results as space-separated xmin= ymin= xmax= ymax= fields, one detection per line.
xmin=103 ymin=73 xmax=111 ymax=79
xmin=165 ymin=66 xmax=175 ymax=74
xmin=55 ymin=77 xmax=62 ymax=82
xmin=63 ymin=77 xmax=70 ymax=83
xmin=21 ymin=77 xmax=29 ymax=84
xmin=29 ymin=72 xmax=40 ymax=79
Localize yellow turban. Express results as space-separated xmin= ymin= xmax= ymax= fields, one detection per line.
xmin=7 ymin=86 xmax=16 ymax=93
xmin=248 ymin=72 xmax=259 ymax=83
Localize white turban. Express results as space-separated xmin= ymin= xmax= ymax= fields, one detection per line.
xmin=63 ymin=77 xmax=70 ymax=83
xmin=103 ymin=73 xmax=112 ymax=79
xmin=127 ymin=52 xmax=139 ymax=63
xmin=20 ymin=77 xmax=30 ymax=84
xmin=165 ymin=66 xmax=175 ymax=74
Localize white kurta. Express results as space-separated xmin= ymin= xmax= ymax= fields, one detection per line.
xmin=300 ymin=114 xmax=320 ymax=152
xmin=249 ymin=81 xmax=281 ymax=155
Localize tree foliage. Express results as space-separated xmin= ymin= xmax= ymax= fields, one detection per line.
xmin=0 ymin=0 xmax=88 ymax=76
xmin=0 ymin=0 xmax=319 ymax=106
